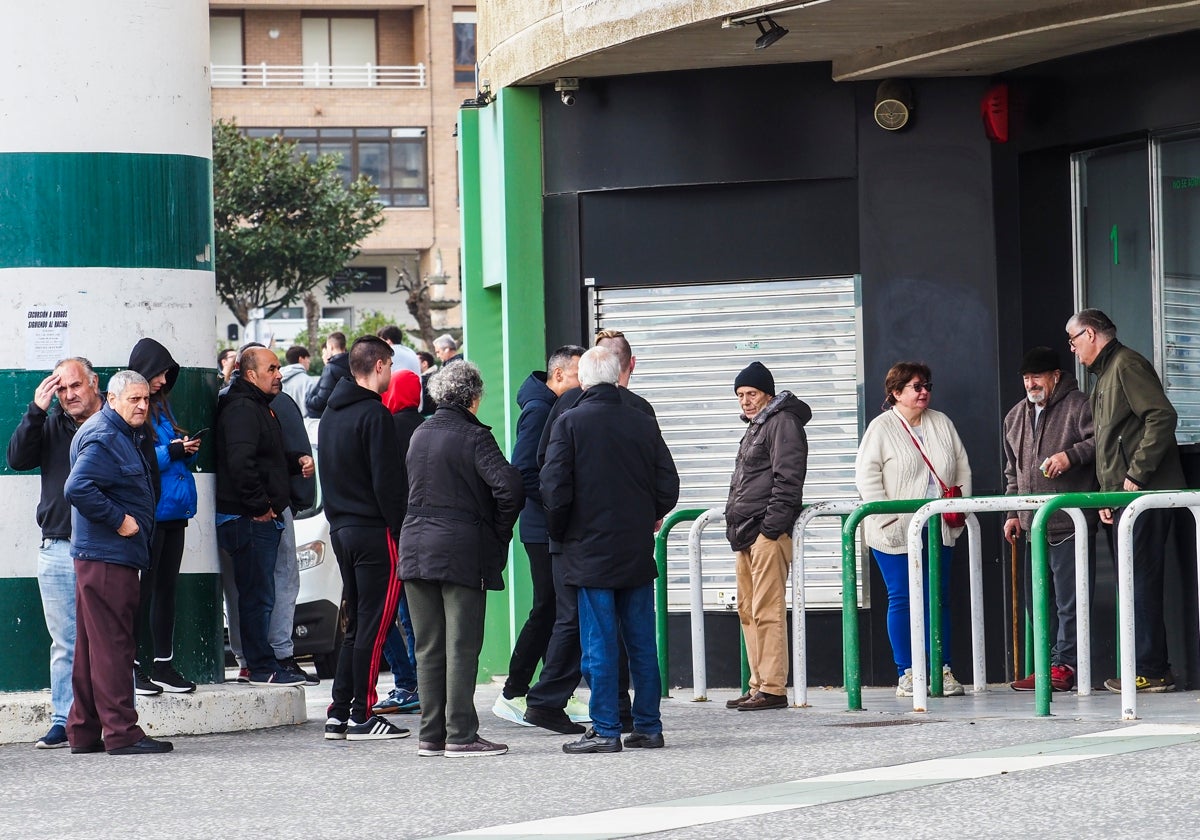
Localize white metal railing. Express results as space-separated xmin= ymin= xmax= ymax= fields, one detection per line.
xmin=211 ymin=63 xmax=427 ymax=88
xmin=1114 ymin=492 xmax=1200 ymax=720
xmin=904 ymin=495 xmax=1094 ymax=712
xmin=792 ymin=500 xmax=861 ymax=708
xmin=688 ymin=510 xmax=724 ymax=701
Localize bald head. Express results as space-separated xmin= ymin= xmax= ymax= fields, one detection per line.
xmin=242 ymin=347 xmax=282 ymax=396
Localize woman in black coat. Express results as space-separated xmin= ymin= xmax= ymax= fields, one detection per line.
xmin=400 ymin=361 xmax=523 ymax=757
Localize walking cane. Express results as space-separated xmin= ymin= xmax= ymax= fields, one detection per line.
xmin=1010 ymin=533 xmax=1020 ymax=679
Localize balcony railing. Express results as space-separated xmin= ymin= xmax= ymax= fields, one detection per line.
xmin=212 ymin=63 xmax=427 ymax=89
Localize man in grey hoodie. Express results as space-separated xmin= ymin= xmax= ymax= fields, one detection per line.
xmin=1002 ymin=346 xmax=1097 ymax=693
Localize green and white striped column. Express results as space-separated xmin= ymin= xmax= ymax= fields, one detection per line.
xmin=0 ymin=1 xmax=222 ymax=689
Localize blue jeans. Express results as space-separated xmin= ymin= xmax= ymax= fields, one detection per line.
xmin=871 ymin=532 xmax=954 ymax=676
xmin=37 ymin=538 xmax=76 ymax=726
xmin=218 ymin=517 xmax=282 ymax=676
xmin=382 ymin=590 xmax=418 ymax=691
xmin=578 ymin=584 xmax=661 ymax=738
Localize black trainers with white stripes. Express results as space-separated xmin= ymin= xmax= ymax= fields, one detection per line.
xmin=345 ymin=715 xmax=410 ymax=741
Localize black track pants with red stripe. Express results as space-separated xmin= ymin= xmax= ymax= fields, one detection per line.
xmin=329 ymin=525 xmax=401 ymax=724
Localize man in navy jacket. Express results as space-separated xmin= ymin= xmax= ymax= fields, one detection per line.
xmin=64 ymin=370 xmax=170 ymax=755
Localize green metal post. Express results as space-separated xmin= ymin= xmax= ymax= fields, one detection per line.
xmin=653 ymin=508 xmax=706 ymax=697
xmin=928 ymin=529 xmax=944 ymax=696
xmin=740 ymin=634 xmax=750 ymax=694
xmin=1027 ymin=490 xmax=1141 ymax=716
xmin=841 ymin=499 xmax=929 ymax=710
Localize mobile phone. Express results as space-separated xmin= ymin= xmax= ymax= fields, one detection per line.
xmin=189 ymin=427 xmax=210 ymax=439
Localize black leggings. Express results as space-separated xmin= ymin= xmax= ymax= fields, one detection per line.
xmin=136 ymin=522 xmax=186 ymax=662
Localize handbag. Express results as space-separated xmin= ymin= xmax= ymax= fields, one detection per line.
xmin=897 ymin=415 xmax=967 ymax=529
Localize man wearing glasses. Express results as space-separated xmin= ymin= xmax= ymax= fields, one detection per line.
xmin=1066 ymin=308 xmax=1185 ymax=693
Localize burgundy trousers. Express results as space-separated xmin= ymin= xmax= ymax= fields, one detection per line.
xmin=68 ymin=559 xmax=145 ymax=751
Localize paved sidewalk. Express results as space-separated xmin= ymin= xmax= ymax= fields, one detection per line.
xmin=2 ymin=678 xmax=1198 ymax=839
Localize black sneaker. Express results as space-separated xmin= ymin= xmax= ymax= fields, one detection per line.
xmin=277 ymin=656 xmax=319 ymax=686
xmin=134 ymin=665 xmax=162 ymax=696
xmin=523 ymin=705 xmax=585 ymax=735
xmin=345 ymin=715 xmax=411 ymax=741
xmin=623 ymin=731 xmax=665 ymax=749
xmin=151 ymin=661 xmax=196 ymax=694
xmin=324 ymin=718 xmax=348 ymax=740
xmin=248 ymin=669 xmax=305 ymax=687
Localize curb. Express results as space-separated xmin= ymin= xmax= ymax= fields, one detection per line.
xmin=0 ymin=684 xmax=308 ymax=745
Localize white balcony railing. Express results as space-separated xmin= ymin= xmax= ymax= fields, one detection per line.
xmin=212 ymin=63 xmax=427 ymax=89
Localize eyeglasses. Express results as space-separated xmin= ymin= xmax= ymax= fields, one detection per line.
xmin=1068 ymin=328 xmax=1089 ymax=348
xmin=907 ymin=382 xmax=933 ymax=393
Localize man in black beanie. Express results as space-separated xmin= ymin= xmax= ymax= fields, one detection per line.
xmin=1002 ymin=346 xmax=1097 ymax=692
xmin=724 ymin=361 xmax=810 ymax=711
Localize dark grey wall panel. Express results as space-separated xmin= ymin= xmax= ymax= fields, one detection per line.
xmin=543 ymin=63 xmax=857 ymax=195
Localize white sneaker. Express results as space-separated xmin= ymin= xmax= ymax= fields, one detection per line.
xmin=491 ymin=693 xmax=534 ymax=726
xmin=942 ymin=665 xmax=965 ymax=696
xmin=565 ymin=694 xmax=592 ymax=723
xmin=896 ymin=668 xmax=914 ymax=697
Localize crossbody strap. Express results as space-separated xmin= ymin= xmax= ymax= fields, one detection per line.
xmin=895 ymin=413 xmax=950 ymax=495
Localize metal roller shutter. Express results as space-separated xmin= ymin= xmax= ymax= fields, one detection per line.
xmin=592 ymin=276 xmax=867 ymax=611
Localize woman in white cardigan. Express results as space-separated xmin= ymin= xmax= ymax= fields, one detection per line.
xmin=855 ymin=361 xmax=972 ymax=698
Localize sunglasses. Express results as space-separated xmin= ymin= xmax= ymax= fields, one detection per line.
xmin=907 ymin=382 xmax=933 ymax=393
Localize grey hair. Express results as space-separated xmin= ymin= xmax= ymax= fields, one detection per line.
xmin=433 ymin=334 xmax=458 ymax=352
xmin=547 ymin=344 xmax=585 ymax=376
xmin=54 ymin=356 xmax=99 ymax=387
xmin=428 ymin=360 xmax=483 ymax=408
xmin=1067 ymin=308 xmax=1117 ymax=340
xmin=107 ymin=370 xmax=148 ymax=397
xmin=578 ymin=346 xmax=620 ymax=390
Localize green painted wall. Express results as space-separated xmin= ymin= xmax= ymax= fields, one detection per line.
xmin=0 ymin=153 xmax=213 ymax=270
xmin=459 ymin=89 xmax=550 ymax=680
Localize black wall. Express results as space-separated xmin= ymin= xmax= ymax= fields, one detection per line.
xmin=539 ymin=34 xmax=1200 ymax=688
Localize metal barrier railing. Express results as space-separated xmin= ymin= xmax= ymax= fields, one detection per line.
xmin=687 ymin=510 xmax=724 ymax=701
xmin=791 ymin=500 xmax=862 ymax=707
xmin=653 ymin=509 xmax=706 ymax=697
xmin=1108 ymin=491 xmax=1200 ymax=719
xmin=1027 ymin=491 xmax=1140 ymax=716
xmin=841 ymin=499 xmax=931 ymax=710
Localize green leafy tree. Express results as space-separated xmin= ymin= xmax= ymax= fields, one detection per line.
xmin=212 ymin=120 xmax=385 ymax=348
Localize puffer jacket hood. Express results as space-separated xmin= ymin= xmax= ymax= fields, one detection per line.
xmin=517 ymin=371 xmax=553 ymax=410
xmin=742 ymin=390 xmax=812 ymax=428
xmin=128 ymin=337 xmax=180 ymax=395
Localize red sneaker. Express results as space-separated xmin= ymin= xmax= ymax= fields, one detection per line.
xmin=237 ymin=667 xmax=250 ymax=684
xmin=1050 ymin=664 xmax=1076 ymax=692
xmin=1009 ymin=672 xmax=1037 ymax=691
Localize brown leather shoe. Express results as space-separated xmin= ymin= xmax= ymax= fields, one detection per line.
xmin=725 ymin=691 xmax=753 ymax=709
xmin=737 ymin=691 xmax=787 ymax=711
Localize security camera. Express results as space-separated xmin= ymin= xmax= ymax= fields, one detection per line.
xmin=554 ymin=77 xmax=579 ymax=107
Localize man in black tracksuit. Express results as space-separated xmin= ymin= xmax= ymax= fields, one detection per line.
xmin=318 ymin=336 xmax=411 ymax=741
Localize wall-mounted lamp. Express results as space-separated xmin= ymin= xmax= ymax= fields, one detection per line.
xmin=268 ymin=28 xmax=280 ymax=40
xmin=754 ymin=16 xmax=788 ymax=50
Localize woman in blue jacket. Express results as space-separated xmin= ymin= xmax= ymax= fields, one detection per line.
xmin=129 ymin=338 xmax=201 ymax=694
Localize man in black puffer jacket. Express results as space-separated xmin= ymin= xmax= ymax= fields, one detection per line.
xmin=215 ymin=347 xmax=302 ymax=688
xmin=306 ymin=331 xmax=351 ymax=418
xmin=542 ymin=346 xmax=679 ymax=754
xmin=724 ymin=361 xmax=810 ymax=712
xmin=318 ymin=336 xmax=410 ymax=741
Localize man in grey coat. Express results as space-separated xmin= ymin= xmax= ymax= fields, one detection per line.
xmin=1002 ymin=347 xmax=1097 ymax=692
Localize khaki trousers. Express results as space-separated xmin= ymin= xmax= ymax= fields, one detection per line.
xmin=734 ymin=533 xmax=791 ymax=696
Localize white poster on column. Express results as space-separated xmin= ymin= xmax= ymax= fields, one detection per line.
xmin=25 ymin=306 xmax=70 ymax=369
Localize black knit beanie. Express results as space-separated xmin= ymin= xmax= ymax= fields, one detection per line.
xmin=733 ymin=361 xmax=775 ymax=396
xmin=1018 ymin=346 xmax=1060 ymax=375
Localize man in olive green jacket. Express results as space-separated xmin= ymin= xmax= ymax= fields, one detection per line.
xmin=1067 ymin=309 xmax=1184 ymax=693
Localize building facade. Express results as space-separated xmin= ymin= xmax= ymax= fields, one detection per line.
xmin=461 ymin=2 xmax=1200 ymax=688
xmin=209 ymin=1 xmax=471 ymax=349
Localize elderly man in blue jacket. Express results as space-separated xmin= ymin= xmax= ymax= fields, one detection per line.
xmin=63 ymin=370 xmax=170 ymax=755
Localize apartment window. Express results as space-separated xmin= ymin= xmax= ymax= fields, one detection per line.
xmin=246 ymin=127 xmax=428 ymax=207
xmin=302 ymin=15 xmax=376 ymax=86
xmin=330 ymin=267 xmax=388 ymax=294
xmin=453 ymin=10 xmax=477 ymax=86
xmin=210 ymin=15 xmax=243 ymax=84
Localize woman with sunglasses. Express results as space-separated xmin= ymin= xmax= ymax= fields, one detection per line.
xmin=855 ymin=361 xmax=972 ymax=698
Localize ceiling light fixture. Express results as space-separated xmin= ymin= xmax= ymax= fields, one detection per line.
xmin=722 ymin=0 xmax=835 ymax=29
xmin=754 ymin=17 xmax=789 ymax=50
